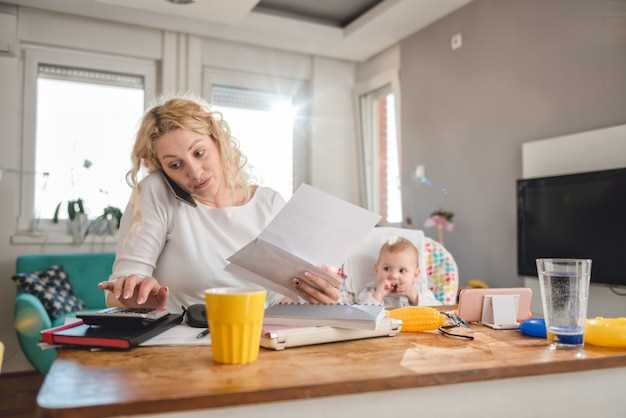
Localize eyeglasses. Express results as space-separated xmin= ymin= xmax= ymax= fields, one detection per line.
xmin=438 ymin=312 xmax=474 ymax=340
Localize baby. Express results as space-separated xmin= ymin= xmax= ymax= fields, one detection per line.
xmin=358 ymin=237 xmax=440 ymax=308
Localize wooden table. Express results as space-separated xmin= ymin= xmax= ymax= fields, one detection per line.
xmin=37 ymin=326 xmax=626 ymax=418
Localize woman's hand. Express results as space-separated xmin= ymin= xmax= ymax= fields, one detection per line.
xmin=292 ymin=266 xmax=344 ymax=304
xmin=98 ymin=275 xmax=169 ymax=310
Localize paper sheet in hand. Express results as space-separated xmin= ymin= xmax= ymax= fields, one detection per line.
xmin=226 ymin=184 xmax=380 ymax=300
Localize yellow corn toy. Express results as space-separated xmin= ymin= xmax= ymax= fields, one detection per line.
xmin=387 ymin=306 xmax=446 ymax=332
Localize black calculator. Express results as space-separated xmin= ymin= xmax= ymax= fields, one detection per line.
xmin=77 ymin=307 xmax=169 ymax=328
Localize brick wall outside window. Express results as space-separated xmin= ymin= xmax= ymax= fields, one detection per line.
xmin=377 ymin=97 xmax=388 ymax=222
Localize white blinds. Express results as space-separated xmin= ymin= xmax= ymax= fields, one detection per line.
xmin=38 ymin=63 xmax=144 ymax=89
xmin=211 ymin=85 xmax=288 ymax=111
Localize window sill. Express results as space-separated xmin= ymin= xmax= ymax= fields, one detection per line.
xmin=11 ymin=232 xmax=118 ymax=246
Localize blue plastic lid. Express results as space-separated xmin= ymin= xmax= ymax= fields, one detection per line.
xmin=519 ymin=318 xmax=546 ymax=338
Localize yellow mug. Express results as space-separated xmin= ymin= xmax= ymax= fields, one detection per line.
xmin=204 ymin=287 xmax=266 ymax=365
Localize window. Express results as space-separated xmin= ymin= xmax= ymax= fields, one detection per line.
xmin=17 ymin=47 xmax=156 ymax=237
xmin=359 ymin=85 xmax=402 ymax=223
xmin=34 ymin=65 xmax=144 ymax=220
xmin=211 ymin=86 xmax=295 ymax=199
xmin=203 ymin=68 xmax=309 ymax=200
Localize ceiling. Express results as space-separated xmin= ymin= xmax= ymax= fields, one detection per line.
xmin=254 ymin=0 xmax=384 ymax=27
xmin=6 ymin=0 xmax=473 ymax=61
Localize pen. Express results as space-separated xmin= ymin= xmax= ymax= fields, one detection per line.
xmin=195 ymin=329 xmax=209 ymax=339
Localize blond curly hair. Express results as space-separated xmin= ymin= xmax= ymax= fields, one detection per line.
xmin=126 ymin=96 xmax=250 ymax=233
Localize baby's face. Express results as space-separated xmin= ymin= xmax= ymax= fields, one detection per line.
xmin=375 ymin=250 xmax=419 ymax=293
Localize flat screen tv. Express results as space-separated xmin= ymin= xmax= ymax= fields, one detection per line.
xmin=517 ymin=167 xmax=626 ymax=286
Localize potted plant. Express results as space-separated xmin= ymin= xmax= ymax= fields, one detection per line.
xmin=87 ymin=206 xmax=123 ymax=236
xmin=52 ymin=199 xmax=89 ymax=244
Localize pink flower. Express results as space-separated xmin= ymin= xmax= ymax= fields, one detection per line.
xmin=424 ymin=215 xmax=454 ymax=231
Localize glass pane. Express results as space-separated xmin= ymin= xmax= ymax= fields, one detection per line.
xmin=385 ymin=93 xmax=402 ymax=223
xmin=34 ymin=77 xmax=144 ymax=219
xmin=213 ymin=101 xmax=294 ymax=199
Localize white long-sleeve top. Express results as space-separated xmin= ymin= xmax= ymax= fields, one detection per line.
xmin=110 ymin=172 xmax=286 ymax=312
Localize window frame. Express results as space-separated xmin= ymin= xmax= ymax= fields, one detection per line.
xmin=355 ymin=70 xmax=403 ymax=224
xmin=202 ymin=67 xmax=310 ymax=193
xmin=17 ymin=45 xmax=156 ymax=238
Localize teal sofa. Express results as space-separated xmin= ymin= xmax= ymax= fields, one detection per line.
xmin=14 ymin=252 xmax=115 ymax=373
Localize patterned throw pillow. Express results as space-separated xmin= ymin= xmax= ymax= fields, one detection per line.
xmin=13 ymin=265 xmax=85 ymax=320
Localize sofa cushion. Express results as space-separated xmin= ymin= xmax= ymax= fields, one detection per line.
xmin=13 ymin=265 xmax=85 ymax=320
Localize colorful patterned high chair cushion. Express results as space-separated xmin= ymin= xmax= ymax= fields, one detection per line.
xmin=422 ymin=237 xmax=459 ymax=305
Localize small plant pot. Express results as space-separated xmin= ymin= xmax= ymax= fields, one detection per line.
xmin=68 ymin=213 xmax=89 ymax=244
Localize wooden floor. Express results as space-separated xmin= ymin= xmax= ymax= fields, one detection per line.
xmin=0 ymin=371 xmax=43 ymax=418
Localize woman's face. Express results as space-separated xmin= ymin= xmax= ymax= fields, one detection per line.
xmin=155 ymin=128 xmax=225 ymax=201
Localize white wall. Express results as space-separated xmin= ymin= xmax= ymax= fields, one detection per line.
xmin=0 ymin=6 xmax=360 ymax=373
xmin=522 ymin=124 xmax=626 ymax=317
xmin=310 ymin=57 xmax=360 ymax=204
xmin=18 ymin=7 xmax=162 ymax=60
xmin=0 ymin=6 xmax=29 ymax=373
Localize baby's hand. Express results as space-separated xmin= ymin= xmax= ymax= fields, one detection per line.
xmin=395 ymin=280 xmax=419 ymax=305
xmin=373 ymin=278 xmax=393 ymax=302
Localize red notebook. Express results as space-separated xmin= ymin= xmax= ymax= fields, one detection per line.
xmin=41 ymin=314 xmax=183 ymax=349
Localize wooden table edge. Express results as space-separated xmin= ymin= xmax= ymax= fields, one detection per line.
xmin=36 ymin=352 xmax=626 ymax=418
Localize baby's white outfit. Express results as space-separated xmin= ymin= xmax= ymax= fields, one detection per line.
xmin=358 ymin=282 xmax=442 ymax=308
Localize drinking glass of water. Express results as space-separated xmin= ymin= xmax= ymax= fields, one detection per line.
xmin=536 ymin=259 xmax=591 ymax=349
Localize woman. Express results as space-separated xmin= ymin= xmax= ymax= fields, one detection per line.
xmin=99 ymin=97 xmax=343 ymax=311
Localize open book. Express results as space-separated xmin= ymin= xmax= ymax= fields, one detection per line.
xmin=226 ymin=184 xmax=380 ymax=301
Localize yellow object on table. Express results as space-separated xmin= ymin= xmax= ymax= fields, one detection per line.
xmin=387 ymin=306 xmax=446 ymax=332
xmin=0 ymin=341 xmax=4 ymax=373
xmin=467 ymin=279 xmax=489 ymax=288
xmin=205 ymin=288 xmax=266 ymax=365
xmin=585 ymin=317 xmax=626 ymax=348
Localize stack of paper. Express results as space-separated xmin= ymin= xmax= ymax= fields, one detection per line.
xmin=264 ymin=303 xmax=386 ymax=330
xmin=261 ymin=318 xmax=402 ymax=350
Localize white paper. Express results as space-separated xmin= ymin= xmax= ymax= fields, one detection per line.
xmin=260 ymin=184 xmax=381 ymax=266
xmin=227 ymin=184 xmax=380 ymax=298
xmin=226 ymin=240 xmax=339 ymax=301
xmin=224 ymin=262 xmax=301 ymax=301
xmin=140 ymin=324 xmax=211 ymax=346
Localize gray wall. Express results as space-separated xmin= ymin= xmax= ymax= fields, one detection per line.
xmin=400 ymin=0 xmax=626 ymax=287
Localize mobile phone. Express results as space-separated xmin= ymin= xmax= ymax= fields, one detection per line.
xmin=456 ymin=288 xmax=533 ymax=323
xmin=160 ymin=170 xmax=196 ymax=207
